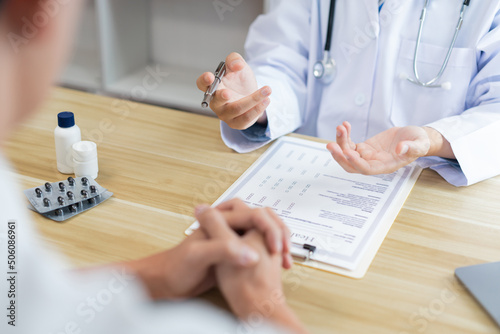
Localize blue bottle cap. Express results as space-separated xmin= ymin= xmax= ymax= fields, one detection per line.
xmin=57 ymin=111 xmax=75 ymax=128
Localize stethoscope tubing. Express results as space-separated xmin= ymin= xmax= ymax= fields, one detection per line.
xmin=412 ymin=0 xmax=469 ymax=87
xmin=314 ymin=0 xmax=471 ymax=89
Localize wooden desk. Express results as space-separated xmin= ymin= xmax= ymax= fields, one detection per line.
xmin=4 ymin=88 xmax=500 ymax=334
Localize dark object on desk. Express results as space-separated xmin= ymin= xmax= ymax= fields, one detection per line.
xmin=455 ymin=262 xmax=500 ymax=328
xmin=25 ymin=176 xmax=112 ymax=222
xmin=291 ymin=243 xmax=317 ymax=261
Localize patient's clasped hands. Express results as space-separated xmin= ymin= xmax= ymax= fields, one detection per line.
xmin=125 ymin=198 xmax=308 ymax=334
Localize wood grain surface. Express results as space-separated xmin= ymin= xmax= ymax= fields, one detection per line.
xmin=4 ymin=87 xmax=500 ymax=334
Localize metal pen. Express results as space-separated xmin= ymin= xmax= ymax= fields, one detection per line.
xmin=201 ymin=61 xmax=226 ymax=108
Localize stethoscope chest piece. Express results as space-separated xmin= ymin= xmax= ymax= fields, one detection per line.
xmin=314 ymin=0 xmax=337 ymax=84
xmin=313 ymin=51 xmax=336 ymax=84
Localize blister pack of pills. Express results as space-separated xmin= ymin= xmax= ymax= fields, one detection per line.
xmin=24 ymin=177 xmax=113 ymax=222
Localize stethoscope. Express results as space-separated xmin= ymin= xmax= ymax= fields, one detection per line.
xmin=313 ymin=0 xmax=471 ymax=90
xmin=312 ymin=0 xmax=336 ymax=84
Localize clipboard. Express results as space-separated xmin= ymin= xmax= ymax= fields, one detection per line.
xmin=186 ymin=137 xmax=422 ymax=279
xmin=288 ymin=164 xmax=420 ymax=278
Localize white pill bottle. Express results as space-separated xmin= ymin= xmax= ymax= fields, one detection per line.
xmin=54 ymin=111 xmax=81 ymax=174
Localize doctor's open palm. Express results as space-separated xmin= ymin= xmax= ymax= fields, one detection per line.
xmin=327 ymin=121 xmax=455 ymax=175
xmin=196 ymin=52 xmax=272 ymax=130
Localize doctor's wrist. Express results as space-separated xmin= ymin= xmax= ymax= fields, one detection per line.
xmin=256 ymin=111 xmax=268 ymax=125
xmin=422 ymin=127 xmax=455 ymax=159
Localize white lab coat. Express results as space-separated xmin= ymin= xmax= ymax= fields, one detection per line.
xmin=0 ymin=154 xmax=283 ymax=334
xmin=221 ymin=0 xmax=500 ymax=186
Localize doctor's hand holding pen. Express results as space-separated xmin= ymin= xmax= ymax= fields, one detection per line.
xmin=197 ymin=53 xmax=457 ymax=176
xmin=196 ymin=52 xmax=272 ymax=130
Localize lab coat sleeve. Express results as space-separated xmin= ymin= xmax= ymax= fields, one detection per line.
xmin=425 ymin=9 xmax=500 ymax=186
xmin=221 ymin=0 xmax=311 ymax=153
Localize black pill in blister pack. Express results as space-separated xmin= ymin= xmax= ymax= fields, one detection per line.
xmin=41 ymin=190 xmax=113 ymax=222
xmin=25 ymin=177 xmax=113 ymax=222
xmin=24 ymin=176 xmax=109 ymax=216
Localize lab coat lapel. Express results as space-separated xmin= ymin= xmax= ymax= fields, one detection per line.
xmin=317 ymin=0 xmax=381 ymax=142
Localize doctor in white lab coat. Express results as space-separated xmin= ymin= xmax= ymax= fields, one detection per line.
xmin=197 ymin=0 xmax=500 ymax=186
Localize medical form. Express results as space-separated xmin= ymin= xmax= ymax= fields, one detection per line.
xmin=187 ymin=136 xmax=421 ymax=278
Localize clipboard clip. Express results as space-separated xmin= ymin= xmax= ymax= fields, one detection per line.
xmin=291 ymin=243 xmax=317 ymax=262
